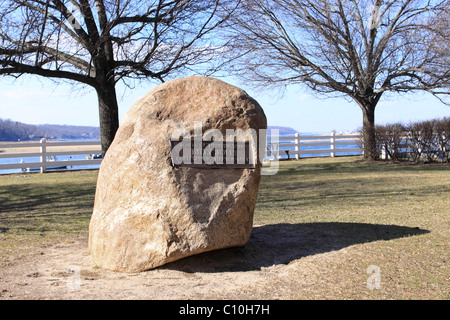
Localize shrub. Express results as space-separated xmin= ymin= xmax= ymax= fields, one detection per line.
xmin=434 ymin=117 xmax=450 ymax=162
xmin=367 ymin=117 xmax=450 ymax=163
xmin=405 ymin=121 xmax=424 ymax=162
xmin=376 ymin=123 xmax=406 ymax=161
xmin=405 ymin=118 xmax=450 ymax=163
xmin=374 ymin=123 xmax=407 ymax=160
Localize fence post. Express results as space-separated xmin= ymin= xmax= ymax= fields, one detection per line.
xmin=330 ymin=131 xmax=336 ymax=157
xmin=40 ymin=138 xmax=47 ymax=173
xmin=294 ymin=133 xmax=300 ymax=159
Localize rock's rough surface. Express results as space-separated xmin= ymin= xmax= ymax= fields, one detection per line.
xmin=88 ymin=76 xmax=267 ymax=272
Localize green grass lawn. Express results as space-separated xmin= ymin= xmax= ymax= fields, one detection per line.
xmin=255 ymin=157 xmax=449 ymax=299
xmin=0 ymin=170 xmax=97 ymax=259
xmin=0 ymin=157 xmax=448 ymax=299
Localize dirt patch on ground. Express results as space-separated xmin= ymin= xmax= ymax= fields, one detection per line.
xmin=0 ymin=224 xmax=309 ymax=300
xmin=0 ymin=223 xmax=429 ymax=300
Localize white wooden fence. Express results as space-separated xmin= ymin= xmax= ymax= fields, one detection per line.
xmin=0 ymin=138 xmax=102 ymax=173
xmin=0 ymin=133 xmax=363 ymax=173
xmin=268 ymin=132 xmax=363 ymax=159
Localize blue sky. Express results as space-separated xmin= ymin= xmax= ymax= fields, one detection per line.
xmin=0 ymin=75 xmax=448 ymax=134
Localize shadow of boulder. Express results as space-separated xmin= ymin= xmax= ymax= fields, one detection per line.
xmin=162 ymin=222 xmax=429 ymax=273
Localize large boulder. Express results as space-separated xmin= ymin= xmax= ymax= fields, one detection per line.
xmin=88 ymin=76 xmax=267 ymax=272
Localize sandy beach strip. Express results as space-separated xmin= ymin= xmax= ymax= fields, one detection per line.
xmin=0 ymin=141 xmax=101 ymax=155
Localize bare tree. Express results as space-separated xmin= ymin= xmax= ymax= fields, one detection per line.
xmin=0 ymin=0 xmax=234 ymax=153
xmin=225 ymin=0 xmax=450 ymax=159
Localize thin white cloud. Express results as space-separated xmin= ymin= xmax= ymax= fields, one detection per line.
xmin=298 ymin=93 xmax=310 ymax=102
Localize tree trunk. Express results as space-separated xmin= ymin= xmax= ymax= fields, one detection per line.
xmin=361 ymin=104 xmax=377 ymax=160
xmin=96 ymin=82 xmax=119 ymax=155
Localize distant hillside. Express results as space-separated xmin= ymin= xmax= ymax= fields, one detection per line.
xmin=37 ymin=124 xmax=100 ymax=140
xmin=0 ymin=118 xmax=100 ymax=141
xmin=268 ymin=126 xmax=298 ymax=135
xmin=0 ymin=119 xmax=296 ymax=141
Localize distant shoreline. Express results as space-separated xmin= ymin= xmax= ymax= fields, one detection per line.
xmin=0 ymin=118 xmax=100 ymax=142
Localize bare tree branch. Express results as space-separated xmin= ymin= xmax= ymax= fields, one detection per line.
xmin=224 ymin=0 xmax=449 ymax=159
xmin=0 ymin=58 xmax=96 ymax=86
xmin=0 ymin=0 xmax=233 ymax=153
